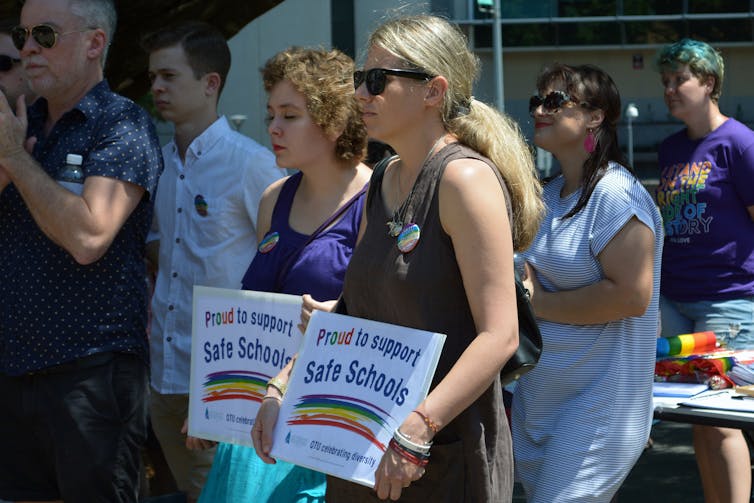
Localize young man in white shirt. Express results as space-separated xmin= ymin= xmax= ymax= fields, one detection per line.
xmin=142 ymin=21 xmax=282 ymax=502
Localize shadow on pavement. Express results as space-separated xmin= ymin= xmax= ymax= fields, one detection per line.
xmin=618 ymin=421 xmax=704 ymax=502
xmin=513 ymin=421 xmax=709 ymax=502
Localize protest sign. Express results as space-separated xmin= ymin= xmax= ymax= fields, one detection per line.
xmin=270 ymin=310 xmax=446 ymax=487
xmin=188 ymin=286 xmax=303 ymax=445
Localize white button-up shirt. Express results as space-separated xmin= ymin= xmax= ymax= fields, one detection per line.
xmin=149 ymin=116 xmax=282 ymax=393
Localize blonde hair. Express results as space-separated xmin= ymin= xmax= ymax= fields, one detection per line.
xmin=368 ymin=15 xmax=543 ymax=250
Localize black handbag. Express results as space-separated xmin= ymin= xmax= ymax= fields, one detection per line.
xmin=500 ymin=270 xmax=543 ymax=385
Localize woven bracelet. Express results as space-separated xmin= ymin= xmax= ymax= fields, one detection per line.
xmin=412 ymin=410 xmax=439 ymax=434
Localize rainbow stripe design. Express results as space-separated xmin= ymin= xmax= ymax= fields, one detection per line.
xmin=194 ymin=194 xmax=208 ymax=216
xmin=286 ymin=394 xmax=393 ymax=451
xmin=397 ymin=223 xmax=420 ymax=253
xmin=201 ymin=370 xmax=270 ymax=403
xmin=657 ymin=331 xmax=717 ymax=357
xmin=258 ymin=231 xmax=279 ymax=253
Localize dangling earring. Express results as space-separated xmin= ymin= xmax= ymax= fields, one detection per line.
xmin=584 ymin=128 xmax=596 ymax=154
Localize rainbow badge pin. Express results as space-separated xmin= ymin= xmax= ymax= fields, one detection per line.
xmin=194 ymin=194 xmax=208 ymax=217
xmin=397 ymin=223 xmax=420 ymax=253
xmin=258 ymin=231 xmax=280 ymax=253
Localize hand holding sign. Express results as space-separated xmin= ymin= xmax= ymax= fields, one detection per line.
xmin=251 ymin=395 xmax=282 ymax=464
xmin=298 ymin=294 xmax=337 ymax=333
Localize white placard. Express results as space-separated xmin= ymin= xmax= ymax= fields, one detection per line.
xmin=270 ymin=310 xmax=446 ymax=487
xmin=188 ymin=286 xmax=303 ymax=445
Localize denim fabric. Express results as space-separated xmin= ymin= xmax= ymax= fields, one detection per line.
xmin=660 ymin=295 xmax=754 ymax=350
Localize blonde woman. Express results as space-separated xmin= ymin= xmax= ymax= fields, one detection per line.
xmin=253 ymin=14 xmax=543 ymax=502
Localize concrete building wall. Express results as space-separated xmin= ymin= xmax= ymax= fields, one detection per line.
xmin=353 ymin=0 xmax=431 ymax=63
xmin=216 ymin=0 xmax=333 ymax=147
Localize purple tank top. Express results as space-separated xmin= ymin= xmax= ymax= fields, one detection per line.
xmin=241 ymin=172 xmax=365 ymax=301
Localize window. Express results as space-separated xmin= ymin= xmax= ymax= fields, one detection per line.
xmin=625 ymin=20 xmax=683 ymax=44
xmin=465 ymin=0 xmax=754 ymax=48
xmin=689 ymin=18 xmax=751 ymax=41
xmin=623 ymin=0 xmax=684 ymax=15
xmin=559 ymin=0 xmax=616 ymax=17
xmin=688 ymin=0 xmax=750 ymax=13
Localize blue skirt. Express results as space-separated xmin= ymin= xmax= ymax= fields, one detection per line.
xmin=198 ymin=442 xmax=326 ymax=503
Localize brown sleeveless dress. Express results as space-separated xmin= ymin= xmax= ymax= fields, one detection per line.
xmin=326 ymin=143 xmax=514 ymax=502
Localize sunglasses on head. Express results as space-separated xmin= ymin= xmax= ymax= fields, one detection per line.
xmin=11 ymin=24 xmax=92 ymax=51
xmin=0 ymin=55 xmax=20 ymax=72
xmin=353 ymin=68 xmax=433 ymax=96
xmin=528 ymin=90 xmax=578 ymax=116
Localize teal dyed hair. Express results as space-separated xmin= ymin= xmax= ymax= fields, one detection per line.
xmin=655 ymin=38 xmax=724 ymax=101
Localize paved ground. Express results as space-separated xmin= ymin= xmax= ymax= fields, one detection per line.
xmin=513 ymin=420 xmax=707 ymax=502
xmin=1 ymin=420 xmax=738 ymax=502
xmin=616 ymin=421 xmax=706 ymax=502
xmin=132 ymin=420 xmax=753 ymax=502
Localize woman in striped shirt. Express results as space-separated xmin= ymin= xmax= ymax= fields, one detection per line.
xmin=512 ymin=64 xmax=663 ymax=502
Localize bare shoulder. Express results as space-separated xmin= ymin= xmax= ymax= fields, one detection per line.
xmin=256 ymin=175 xmax=291 ymax=240
xmin=438 ymin=156 xmax=508 ymax=236
xmin=260 ymin=175 xmax=290 ymax=203
xmin=354 ymin=162 xmax=372 ymax=186
xmin=440 ymin=156 xmax=502 ymax=195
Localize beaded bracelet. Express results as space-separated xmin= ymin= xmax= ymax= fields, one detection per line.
xmin=267 ymin=376 xmax=288 ymax=396
xmin=389 ymin=439 xmax=429 ymax=467
xmin=393 ymin=429 xmax=432 ymax=455
xmin=412 ymin=410 xmax=439 ymax=434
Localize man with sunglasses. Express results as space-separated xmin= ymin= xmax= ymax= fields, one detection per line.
xmin=0 ymin=1 xmax=162 ymax=502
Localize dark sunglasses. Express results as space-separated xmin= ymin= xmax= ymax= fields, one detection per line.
xmin=528 ymin=90 xmax=578 ymax=116
xmin=0 ymin=55 xmax=20 ymax=72
xmin=11 ymin=24 xmax=92 ymax=50
xmin=353 ymin=68 xmax=433 ymax=96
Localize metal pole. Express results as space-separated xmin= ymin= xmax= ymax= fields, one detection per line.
xmin=628 ymin=117 xmax=634 ymax=167
xmin=492 ymin=0 xmax=504 ymax=111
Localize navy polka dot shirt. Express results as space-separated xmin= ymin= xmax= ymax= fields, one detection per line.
xmin=0 ymin=80 xmax=164 ymax=375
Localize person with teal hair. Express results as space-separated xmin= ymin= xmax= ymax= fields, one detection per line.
xmin=656 ymin=38 xmax=725 ymax=101
xmin=656 ymin=38 xmax=754 ymax=503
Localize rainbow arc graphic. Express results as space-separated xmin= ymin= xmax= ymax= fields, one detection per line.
xmin=286 ymin=394 xmax=394 ymax=451
xmin=202 ymin=370 xmax=269 ymax=403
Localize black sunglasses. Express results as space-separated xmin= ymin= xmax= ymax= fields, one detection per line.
xmin=354 ymin=68 xmax=433 ymax=96
xmin=528 ymin=91 xmax=578 ymax=116
xmin=11 ymin=24 xmax=93 ymax=51
xmin=0 ymin=55 xmax=20 ymax=72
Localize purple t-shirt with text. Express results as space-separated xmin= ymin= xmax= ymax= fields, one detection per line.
xmin=656 ymin=118 xmax=754 ymax=301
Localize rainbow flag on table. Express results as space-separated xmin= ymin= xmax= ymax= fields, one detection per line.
xmin=656 ymin=331 xmax=717 ymax=357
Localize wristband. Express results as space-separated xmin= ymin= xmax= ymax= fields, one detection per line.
xmin=393 ymin=429 xmax=432 ymax=455
xmin=389 ymin=439 xmax=429 ymax=467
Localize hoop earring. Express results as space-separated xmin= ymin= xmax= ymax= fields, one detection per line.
xmin=584 ymin=129 xmax=596 ymax=154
